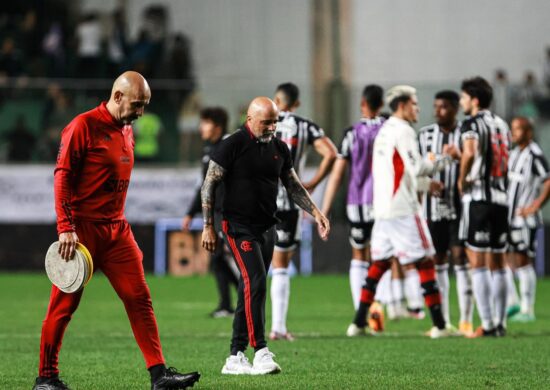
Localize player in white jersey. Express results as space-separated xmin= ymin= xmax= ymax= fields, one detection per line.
xmin=419 ymin=90 xmax=474 ymax=335
xmin=270 ymin=83 xmax=337 ymax=340
xmin=347 ymin=85 xmax=453 ymax=338
xmin=505 ymin=117 xmax=550 ymax=322
xmin=458 ymin=76 xmax=510 ymax=337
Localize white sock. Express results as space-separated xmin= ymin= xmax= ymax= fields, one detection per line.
xmin=491 ymin=268 xmax=507 ymax=327
xmin=517 ymin=264 xmax=536 ymax=315
xmin=471 ymin=267 xmax=494 ymax=330
xmin=391 ymin=277 xmax=405 ymax=309
xmin=350 ymin=259 xmax=369 ymax=310
xmin=505 ymin=267 xmax=519 ymax=308
xmin=374 ymin=270 xmax=391 ymax=304
xmin=270 ymin=268 xmax=290 ymax=334
xmin=404 ymin=268 xmax=423 ymax=310
xmin=454 ymin=264 xmax=473 ymax=323
xmin=435 ymin=264 xmax=450 ymax=324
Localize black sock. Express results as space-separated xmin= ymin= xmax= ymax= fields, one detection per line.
xmin=149 ymin=364 xmax=166 ymax=382
xmin=354 ymin=301 xmax=371 ymax=328
xmin=428 ymin=304 xmax=446 ymax=330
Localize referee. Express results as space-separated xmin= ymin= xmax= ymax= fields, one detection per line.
xmin=200 ymin=97 xmax=330 ymax=375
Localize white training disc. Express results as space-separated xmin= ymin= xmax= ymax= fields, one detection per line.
xmin=45 ymin=242 xmax=87 ymax=293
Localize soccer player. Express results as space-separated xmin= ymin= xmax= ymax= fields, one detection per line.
xmin=182 ymin=107 xmax=239 ymax=318
xmin=418 ymin=90 xmax=474 ymax=334
xmin=346 ymin=85 xmax=452 ymax=338
xmin=505 ymin=117 xmax=550 ymax=322
xmin=201 ymin=97 xmax=330 ymax=375
xmin=270 ymin=82 xmax=337 ymax=340
xmin=322 ymin=84 xmax=385 ymax=310
xmin=458 ymin=76 xmax=510 ymax=337
xmin=34 ymin=72 xmax=200 ymax=390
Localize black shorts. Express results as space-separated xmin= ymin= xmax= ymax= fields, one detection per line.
xmin=461 ymin=200 xmax=508 ymax=252
xmin=274 ymin=210 xmax=301 ymax=251
xmin=427 ymin=219 xmax=462 ymax=255
xmin=349 ymin=221 xmax=374 ymax=250
xmin=509 ymin=226 xmax=538 ymax=258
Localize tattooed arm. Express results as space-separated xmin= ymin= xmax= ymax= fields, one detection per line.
xmin=200 ymin=160 xmax=226 ymax=252
xmin=281 ymin=168 xmax=330 ymax=240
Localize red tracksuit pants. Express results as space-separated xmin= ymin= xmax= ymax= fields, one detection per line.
xmin=39 ymin=220 xmax=165 ymax=377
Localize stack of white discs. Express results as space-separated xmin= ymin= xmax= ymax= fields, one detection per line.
xmin=45 ymin=242 xmax=94 ymax=293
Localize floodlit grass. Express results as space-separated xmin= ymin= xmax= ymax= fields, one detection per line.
xmin=1 ymin=273 xmax=549 ymax=389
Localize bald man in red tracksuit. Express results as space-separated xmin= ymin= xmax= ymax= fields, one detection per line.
xmin=34 ymin=71 xmax=199 ymax=390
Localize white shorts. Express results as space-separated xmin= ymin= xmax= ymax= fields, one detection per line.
xmin=370 ymin=214 xmax=435 ymax=265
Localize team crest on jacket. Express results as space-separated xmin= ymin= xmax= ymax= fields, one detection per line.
xmin=240 ymin=241 xmax=253 ymax=252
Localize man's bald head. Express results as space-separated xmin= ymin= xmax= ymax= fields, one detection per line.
xmin=107 ymin=71 xmax=151 ymax=124
xmin=246 ymin=97 xmax=279 ymax=143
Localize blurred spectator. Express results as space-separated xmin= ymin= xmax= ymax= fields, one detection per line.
xmin=517 ymin=71 xmax=542 ymax=105
xmin=165 ymin=33 xmax=195 ymax=107
xmin=493 ymin=69 xmax=511 ymax=121
xmin=75 ymin=13 xmax=102 ymax=78
xmin=168 ymin=33 xmax=194 ymax=82
xmin=0 ymin=37 xmax=24 ymax=78
xmin=38 ymin=83 xmax=73 ymax=161
xmin=106 ymin=8 xmax=128 ymax=78
xmin=128 ymin=29 xmax=155 ymax=78
xmin=133 ymin=112 xmax=163 ymax=162
xmin=129 ymin=30 xmax=158 ymax=78
xmin=42 ymin=22 xmax=66 ymax=77
xmin=142 ymin=5 xmax=167 ymax=77
xmin=3 ymin=115 xmax=36 ymax=162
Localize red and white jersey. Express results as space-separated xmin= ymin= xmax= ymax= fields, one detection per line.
xmin=373 ymin=116 xmax=434 ymax=219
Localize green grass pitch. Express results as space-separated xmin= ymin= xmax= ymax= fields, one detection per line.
xmin=1 ymin=273 xmax=549 ymax=389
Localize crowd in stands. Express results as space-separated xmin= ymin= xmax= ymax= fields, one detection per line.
xmin=0 ymin=2 xmax=194 ymax=81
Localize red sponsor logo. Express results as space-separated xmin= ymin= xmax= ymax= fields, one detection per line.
xmin=240 ymin=240 xmax=253 ymax=252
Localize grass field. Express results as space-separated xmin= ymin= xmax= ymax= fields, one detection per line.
xmin=1 ymin=273 xmax=549 ymax=389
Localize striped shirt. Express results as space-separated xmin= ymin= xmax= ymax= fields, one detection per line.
xmin=508 ymin=141 xmax=550 ymax=228
xmin=275 ymin=111 xmax=325 ymax=211
xmin=460 ymin=110 xmax=511 ymax=206
xmin=339 ymin=117 xmax=385 ymax=223
xmin=418 ymin=122 xmax=462 ymax=221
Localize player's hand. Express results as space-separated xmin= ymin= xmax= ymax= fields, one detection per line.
xmin=181 ymin=215 xmax=193 ymax=231
xmin=516 ymin=204 xmax=538 ymax=217
xmin=313 ymin=209 xmax=330 ymax=241
xmin=302 ymin=181 xmax=315 ymax=194
xmin=429 ymin=180 xmax=444 ymax=197
xmin=443 ymin=144 xmax=461 ymax=160
xmin=201 ymin=225 xmax=217 ymax=252
xmin=58 ymin=231 xmax=79 ymax=261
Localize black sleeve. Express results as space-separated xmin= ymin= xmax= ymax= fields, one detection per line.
xmin=337 ymin=127 xmax=353 ymax=160
xmin=211 ymin=131 xmax=240 ymax=170
xmin=533 ymin=154 xmax=550 ymax=180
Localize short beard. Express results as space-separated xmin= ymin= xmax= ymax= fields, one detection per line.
xmin=258 ymin=133 xmax=274 ymax=143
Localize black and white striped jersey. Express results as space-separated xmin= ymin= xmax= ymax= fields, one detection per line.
xmin=418 ymin=122 xmax=462 ymax=221
xmin=508 ymin=141 xmax=550 ymax=228
xmin=461 ymin=110 xmax=511 ymax=206
xmin=275 ymin=111 xmax=325 ymax=211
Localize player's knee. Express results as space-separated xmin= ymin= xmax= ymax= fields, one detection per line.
xmin=421 ymin=279 xmax=439 ymax=296
xmin=118 ymin=286 xmax=152 ymax=307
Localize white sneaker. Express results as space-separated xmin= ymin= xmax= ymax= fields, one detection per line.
xmin=221 ymin=351 xmax=253 ymax=375
xmin=251 ymin=347 xmax=281 ymax=375
xmin=428 ymin=326 xmax=452 ymax=339
xmin=346 ymin=323 xmax=367 ymax=337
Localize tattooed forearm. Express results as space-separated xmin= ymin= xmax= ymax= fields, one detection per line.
xmin=201 ymin=161 xmax=226 ymax=226
xmin=282 ymin=168 xmax=316 ymax=215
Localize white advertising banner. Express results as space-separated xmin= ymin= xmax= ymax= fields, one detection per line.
xmin=0 ymin=165 xmax=201 ymax=224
